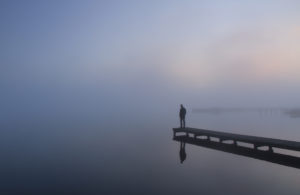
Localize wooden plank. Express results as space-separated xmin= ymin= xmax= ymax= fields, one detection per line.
xmin=173 ymin=127 xmax=300 ymax=152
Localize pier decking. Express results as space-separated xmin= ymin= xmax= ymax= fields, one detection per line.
xmin=173 ymin=127 xmax=300 ymax=152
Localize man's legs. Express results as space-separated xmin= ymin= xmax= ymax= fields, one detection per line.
xmin=180 ymin=118 xmax=183 ymax=128
xmin=183 ymin=118 xmax=185 ymax=128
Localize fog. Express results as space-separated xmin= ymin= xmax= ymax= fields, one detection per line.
xmin=1 ymin=0 xmax=300 ymax=126
xmin=2 ymin=1 xmax=300 ymax=194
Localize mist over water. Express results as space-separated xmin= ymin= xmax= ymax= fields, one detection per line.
xmin=1 ymin=0 xmax=300 ymax=194
xmin=2 ymin=109 xmax=300 ymax=194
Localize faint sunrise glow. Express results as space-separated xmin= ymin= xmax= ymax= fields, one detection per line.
xmin=1 ymin=0 xmax=300 ymax=121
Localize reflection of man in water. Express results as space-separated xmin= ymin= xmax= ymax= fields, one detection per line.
xmin=179 ymin=104 xmax=186 ymax=128
xmin=180 ymin=141 xmax=186 ymax=163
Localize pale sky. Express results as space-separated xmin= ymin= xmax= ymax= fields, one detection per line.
xmin=1 ymin=0 xmax=300 ymax=123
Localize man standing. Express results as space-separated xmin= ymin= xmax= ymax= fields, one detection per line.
xmin=179 ymin=104 xmax=186 ymax=128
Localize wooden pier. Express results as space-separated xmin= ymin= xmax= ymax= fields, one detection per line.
xmin=173 ymin=127 xmax=300 ymax=152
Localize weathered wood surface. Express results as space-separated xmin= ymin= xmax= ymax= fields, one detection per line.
xmin=173 ymin=127 xmax=300 ymax=152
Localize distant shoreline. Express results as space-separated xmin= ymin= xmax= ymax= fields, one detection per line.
xmin=192 ymin=107 xmax=300 ymax=118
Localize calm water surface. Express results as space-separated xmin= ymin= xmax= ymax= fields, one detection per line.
xmin=1 ymin=111 xmax=300 ymax=195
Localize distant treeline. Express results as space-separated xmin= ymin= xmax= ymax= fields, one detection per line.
xmin=192 ymin=107 xmax=300 ymax=118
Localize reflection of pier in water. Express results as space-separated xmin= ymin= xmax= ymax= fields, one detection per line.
xmin=173 ymin=128 xmax=300 ymax=169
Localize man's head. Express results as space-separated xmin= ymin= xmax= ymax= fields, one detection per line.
xmin=180 ymin=104 xmax=183 ymax=108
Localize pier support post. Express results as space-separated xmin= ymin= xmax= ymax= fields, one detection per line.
xmin=233 ymin=140 xmax=237 ymax=146
xmin=269 ymin=146 xmax=273 ymax=153
xmin=254 ymin=144 xmax=258 ymax=150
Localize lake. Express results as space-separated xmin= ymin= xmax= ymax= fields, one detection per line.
xmin=1 ymin=108 xmax=300 ymax=195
